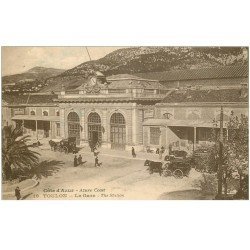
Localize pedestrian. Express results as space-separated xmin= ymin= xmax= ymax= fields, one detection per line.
xmin=159 ymin=150 xmax=162 ymax=160
xmin=74 ymin=155 xmax=78 ymax=167
xmin=15 ymin=186 xmax=21 ymax=200
xmin=169 ymin=144 xmax=173 ymax=155
xmin=93 ymin=147 xmax=99 ymax=157
xmin=78 ymin=154 xmax=82 ymax=165
xmin=95 ymin=156 xmax=101 ymax=167
xmin=132 ymin=147 xmax=136 ymax=158
xmin=156 ymin=148 xmax=160 ymax=154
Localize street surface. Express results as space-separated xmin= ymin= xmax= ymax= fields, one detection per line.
xmin=3 ymin=146 xmax=204 ymax=200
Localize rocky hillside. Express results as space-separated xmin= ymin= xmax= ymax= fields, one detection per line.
xmin=60 ymin=47 xmax=248 ymax=77
xmin=41 ymin=46 xmax=247 ymax=92
xmin=2 ymin=67 xmax=65 ymax=84
xmin=2 ymin=67 xmax=65 ymax=93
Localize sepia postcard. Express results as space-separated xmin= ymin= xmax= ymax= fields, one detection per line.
xmin=1 ymin=46 xmax=249 ymax=200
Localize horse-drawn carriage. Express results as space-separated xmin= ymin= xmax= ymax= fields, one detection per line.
xmin=163 ymin=159 xmax=191 ymax=178
xmin=49 ymin=137 xmax=77 ymax=154
xmin=145 ymin=150 xmax=192 ymax=179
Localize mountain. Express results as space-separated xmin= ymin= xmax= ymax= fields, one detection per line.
xmin=2 ymin=67 xmax=65 ymax=85
xmin=2 ymin=67 xmax=65 ymax=93
xmin=42 ymin=46 xmax=248 ymax=92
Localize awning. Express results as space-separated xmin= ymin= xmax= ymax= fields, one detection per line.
xmin=143 ymin=119 xmax=228 ymax=128
xmin=12 ymin=115 xmax=60 ymax=122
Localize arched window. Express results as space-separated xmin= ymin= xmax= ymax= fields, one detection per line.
xmin=88 ymin=112 xmax=101 ymax=124
xmin=43 ymin=111 xmax=49 ymax=116
xmin=88 ymin=112 xmax=102 ymax=146
xmin=30 ymin=110 xmax=36 ymax=115
xmin=110 ymin=113 xmax=126 ymax=150
xmin=68 ymin=112 xmax=80 ymax=122
xmin=56 ymin=110 xmax=60 ymax=116
xmin=110 ymin=113 xmax=125 ymax=125
xmin=67 ymin=112 xmax=80 ymax=145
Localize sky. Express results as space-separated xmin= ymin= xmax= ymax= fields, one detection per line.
xmin=2 ymin=47 xmax=125 ymax=76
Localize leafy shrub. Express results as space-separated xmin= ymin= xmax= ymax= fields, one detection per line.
xmin=193 ymin=173 xmax=217 ymax=195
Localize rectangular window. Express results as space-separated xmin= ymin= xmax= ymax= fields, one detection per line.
xmin=150 ymin=127 xmax=161 ymax=145
xmin=56 ymin=123 xmax=60 ymax=136
xmin=13 ymin=108 xmax=25 ymax=115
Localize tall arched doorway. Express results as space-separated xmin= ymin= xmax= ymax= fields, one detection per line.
xmin=88 ymin=112 xmax=102 ymax=147
xmin=68 ymin=112 xmax=80 ymax=145
xmin=110 ymin=113 xmax=126 ymax=150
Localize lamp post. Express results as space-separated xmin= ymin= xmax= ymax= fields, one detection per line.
xmin=216 ymin=106 xmax=224 ymax=199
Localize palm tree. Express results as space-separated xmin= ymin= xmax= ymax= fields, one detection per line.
xmin=2 ymin=125 xmax=40 ymax=181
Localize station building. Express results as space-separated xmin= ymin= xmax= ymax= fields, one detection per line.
xmin=3 ymin=65 xmax=248 ymax=153
xmin=56 ymin=72 xmax=168 ymax=151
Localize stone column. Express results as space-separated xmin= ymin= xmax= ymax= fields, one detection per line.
xmin=80 ymin=109 xmax=85 ymax=141
xmin=50 ymin=121 xmax=52 ymax=139
xmin=132 ymin=104 xmax=137 ymax=145
xmin=193 ymin=126 xmax=197 ymax=152
xmin=101 ymin=109 xmax=110 ymax=149
xmin=36 ymin=120 xmax=38 ymax=140
xmin=60 ymin=108 xmax=65 ymax=138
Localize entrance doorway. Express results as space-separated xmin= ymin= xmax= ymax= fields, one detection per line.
xmin=88 ymin=112 xmax=102 ymax=147
xmin=110 ymin=113 xmax=126 ymax=150
xmin=67 ymin=112 xmax=81 ymax=145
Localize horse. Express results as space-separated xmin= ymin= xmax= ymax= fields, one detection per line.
xmin=144 ymin=160 xmax=163 ymax=176
xmin=49 ymin=140 xmax=57 ymax=151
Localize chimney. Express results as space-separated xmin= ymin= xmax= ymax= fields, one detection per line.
xmin=240 ymin=82 xmax=248 ymax=98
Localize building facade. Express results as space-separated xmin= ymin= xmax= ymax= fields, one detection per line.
xmin=143 ymin=100 xmax=248 ymax=153
xmin=3 ymin=94 xmax=60 ymax=140
xmin=5 ymin=67 xmax=248 ymax=152
xmin=56 ymin=72 xmax=167 ymax=150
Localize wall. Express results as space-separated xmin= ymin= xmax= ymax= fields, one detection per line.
xmin=59 ymin=102 xmax=143 ymax=149
xmin=156 ymin=104 xmax=248 ymax=122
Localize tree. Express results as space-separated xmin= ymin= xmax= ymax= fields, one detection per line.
xmin=198 ymin=111 xmax=248 ymax=199
xmin=224 ymin=113 xmax=248 ymax=198
xmin=2 ymin=125 xmax=40 ymax=181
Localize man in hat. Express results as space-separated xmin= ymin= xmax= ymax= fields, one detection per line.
xmin=95 ymin=156 xmax=102 ymax=167
xmin=132 ymin=147 xmax=136 ymax=158
xmin=15 ymin=186 xmax=21 ymax=200
xmin=78 ymin=154 xmax=83 ymax=165
xmin=74 ymin=155 xmax=78 ymax=167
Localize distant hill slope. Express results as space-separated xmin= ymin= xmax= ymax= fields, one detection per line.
xmin=43 ymin=46 xmax=248 ymax=92
xmin=2 ymin=67 xmax=65 ymax=93
xmin=2 ymin=67 xmax=65 ymax=85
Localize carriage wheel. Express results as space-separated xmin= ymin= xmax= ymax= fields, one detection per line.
xmin=63 ymin=146 xmax=68 ymax=154
xmin=163 ymin=169 xmax=172 ymax=177
xmin=195 ymin=166 xmax=201 ymax=172
xmin=164 ymin=163 xmax=170 ymax=169
xmin=173 ymin=169 xmax=183 ymax=179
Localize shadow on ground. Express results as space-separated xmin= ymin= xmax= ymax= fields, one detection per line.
xmin=158 ymin=189 xmax=216 ymax=200
xmin=13 ymin=160 xmax=64 ymax=180
xmin=21 ymin=193 xmax=33 ymax=200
